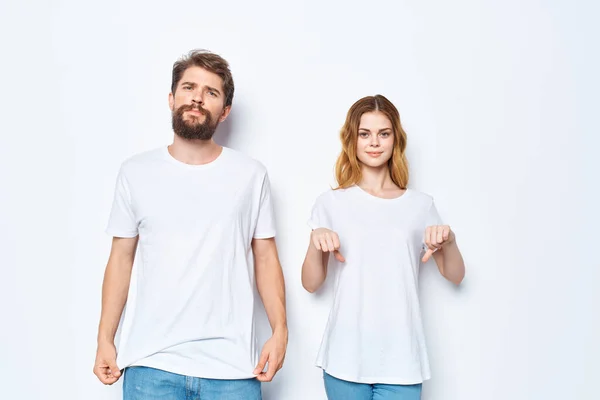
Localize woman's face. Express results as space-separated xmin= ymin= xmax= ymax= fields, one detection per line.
xmin=356 ymin=111 xmax=394 ymax=168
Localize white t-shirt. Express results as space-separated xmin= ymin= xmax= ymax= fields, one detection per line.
xmin=308 ymin=185 xmax=443 ymax=385
xmin=106 ymin=146 xmax=276 ymax=379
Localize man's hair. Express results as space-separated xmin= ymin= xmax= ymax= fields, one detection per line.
xmin=171 ymin=49 xmax=235 ymax=107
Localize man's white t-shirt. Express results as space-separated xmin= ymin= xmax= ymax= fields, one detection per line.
xmin=308 ymin=185 xmax=443 ymax=385
xmin=106 ymin=146 xmax=276 ymax=379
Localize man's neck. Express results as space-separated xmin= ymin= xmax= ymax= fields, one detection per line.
xmin=168 ymin=136 xmax=223 ymax=165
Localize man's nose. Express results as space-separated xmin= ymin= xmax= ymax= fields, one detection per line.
xmin=192 ymin=90 xmax=203 ymax=105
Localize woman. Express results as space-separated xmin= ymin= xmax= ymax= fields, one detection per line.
xmin=301 ymin=95 xmax=465 ymax=400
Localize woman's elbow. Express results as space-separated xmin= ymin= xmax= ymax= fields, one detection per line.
xmin=301 ymin=271 xmax=323 ymax=293
xmin=301 ymin=278 xmax=321 ymax=293
xmin=448 ymin=268 xmax=465 ymax=285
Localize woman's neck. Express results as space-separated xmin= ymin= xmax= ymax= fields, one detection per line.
xmin=359 ymin=164 xmax=395 ymax=190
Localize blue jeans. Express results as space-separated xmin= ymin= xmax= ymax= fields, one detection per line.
xmin=123 ymin=366 xmax=262 ymax=400
xmin=323 ymin=371 xmax=422 ymax=400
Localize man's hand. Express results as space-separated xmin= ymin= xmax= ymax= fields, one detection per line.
xmin=93 ymin=341 xmax=122 ymax=385
xmin=253 ymin=329 xmax=288 ymax=382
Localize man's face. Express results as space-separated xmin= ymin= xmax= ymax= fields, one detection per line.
xmin=169 ymin=66 xmax=231 ymax=141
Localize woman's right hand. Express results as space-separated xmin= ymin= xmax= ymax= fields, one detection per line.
xmin=311 ymin=228 xmax=345 ymax=262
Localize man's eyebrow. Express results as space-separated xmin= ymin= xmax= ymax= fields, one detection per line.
xmin=206 ymin=86 xmax=221 ymax=95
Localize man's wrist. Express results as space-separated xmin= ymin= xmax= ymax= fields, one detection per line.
xmin=273 ymin=325 xmax=288 ymax=340
xmin=97 ymin=331 xmax=116 ymax=345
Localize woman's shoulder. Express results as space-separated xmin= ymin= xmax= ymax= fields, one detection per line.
xmin=406 ymin=188 xmax=434 ymax=202
xmin=404 ymin=189 xmax=438 ymax=212
xmin=318 ymin=185 xmax=357 ymax=199
xmin=311 ymin=186 xmax=355 ymax=207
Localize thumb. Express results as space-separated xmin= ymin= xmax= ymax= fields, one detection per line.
xmin=254 ymin=350 xmax=268 ymax=375
xmin=109 ymin=360 xmax=121 ymax=377
xmin=422 ymin=248 xmax=435 ymax=263
xmin=334 ymin=250 xmax=345 ymax=263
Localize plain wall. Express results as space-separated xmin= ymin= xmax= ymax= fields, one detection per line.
xmin=1 ymin=0 xmax=598 ymax=399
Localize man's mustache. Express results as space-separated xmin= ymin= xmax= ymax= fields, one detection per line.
xmin=179 ymin=104 xmax=208 ymax=115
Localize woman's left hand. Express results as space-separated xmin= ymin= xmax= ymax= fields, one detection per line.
xmin=422 ymin=225 xmax=455 ymax=262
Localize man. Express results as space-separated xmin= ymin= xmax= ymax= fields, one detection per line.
xmin=93 ymin=49 xmax=287 ymax=399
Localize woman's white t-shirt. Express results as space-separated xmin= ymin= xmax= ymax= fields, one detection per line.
xmin=308 ymin=186 xmax=443 ymax=384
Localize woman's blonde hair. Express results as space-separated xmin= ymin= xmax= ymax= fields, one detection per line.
xmin=335 ymin=95 xmax=409 ymax=189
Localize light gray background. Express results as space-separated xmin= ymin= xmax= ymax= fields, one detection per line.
xmin=1 ymin=0 xmax=598 ymax=399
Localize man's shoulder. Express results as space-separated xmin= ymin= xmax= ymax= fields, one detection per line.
xmin=121 ymin=147 xmax=165 ymax=168
xmin=223 ymin=147 xmax=268 ymax=174
xmin=114 ymin=147 xmax=166 ymax=183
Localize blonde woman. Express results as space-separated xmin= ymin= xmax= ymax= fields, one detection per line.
xmin=301 ymin=95 xmax=465 ymax=400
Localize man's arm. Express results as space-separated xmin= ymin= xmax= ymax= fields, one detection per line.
xmin=251 ymin=237 xmax=287 ymax=382
xmin=93 ymin=236 xmax=138 ymax=385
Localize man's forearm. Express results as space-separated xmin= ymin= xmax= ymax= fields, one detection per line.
xmin=256 ymin=258 xmax=287 ymax=335
xmin=97 ymin=253 xmax=134 ymax=343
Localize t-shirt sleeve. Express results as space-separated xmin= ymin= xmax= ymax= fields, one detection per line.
xmin=105 ymin=168 xmax=139 ymax=238
xmin=426 ymin=200 xmax=444 ymax=227
xmin=253 ymin=172 xmax=276 ymax=239
xmin=307 ymin=193 xmax=332 ymax=231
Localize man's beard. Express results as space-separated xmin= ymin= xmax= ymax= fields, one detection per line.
xmin=172 ymin=104 xmax=220 ymax=141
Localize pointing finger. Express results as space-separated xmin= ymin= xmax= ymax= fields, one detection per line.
xmin=422 ymin=248 xmax=435 ymax=263
xmin=334 ymin=250 xmax=345 ymax=262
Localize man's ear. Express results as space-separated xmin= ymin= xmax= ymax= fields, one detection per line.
xmin=168 ymin=92 xmax=175 ymax=111
xmin=219 ymin=105 xmax=232 ymax=123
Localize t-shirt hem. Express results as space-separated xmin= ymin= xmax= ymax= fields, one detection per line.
xmin=318 ymin=365 xmax=429 ymax=385
xmin=307 ymin=219 xmax=328 ymax=231
xmin=128 ymin=360 xmax=258 ymax=380
xmin=105 ymin=228 xmax=138 ymax=238
xmin=253 ymin=231 xmax=276 ymax=239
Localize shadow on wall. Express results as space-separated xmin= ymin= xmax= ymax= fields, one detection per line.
xmin=214 ymin=112 xmax=235 ymax=148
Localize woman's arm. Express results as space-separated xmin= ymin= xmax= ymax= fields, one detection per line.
xmin=301 ymin=228 xmax=345 ymax=293
xmin=423 ymin=226 xmax=465 ymax=285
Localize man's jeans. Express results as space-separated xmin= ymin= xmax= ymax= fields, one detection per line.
xmin=123 ymin=366 xmax=262 ymax=400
